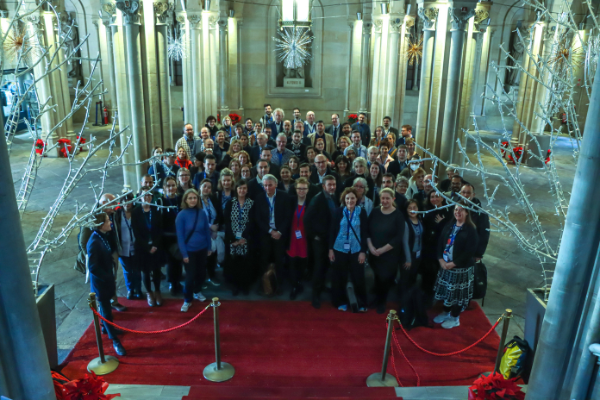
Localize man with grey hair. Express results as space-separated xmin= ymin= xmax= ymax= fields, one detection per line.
xmin=272 ymin=133 xmax=295 ymax=167
xmin=304 ymin=111 xmax=317 ymax=135
xmin=250 ymin=132 xmax=270 ymax=165
xmin=254 ymin=173 xmax=292 ymax=295
xmin=270 ymin=108 xmax=285 ymax=138
xmin=343 ymin=157 xmax=375 ymax=197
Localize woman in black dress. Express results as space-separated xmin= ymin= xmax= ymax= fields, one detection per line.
xmin=367 ymin=188 xmax=410 ymax=314
xmin=132 ymin=188 xmax=163 ymax=306
xmin=422 ymin=190 xmax=451 ymax=294
xmin=157 ymin=176 xmax=182 ymax=294
xmin=433 ymin=201 xmax=479 ymax=329
xmin=401 ymin=200 xmax=423 ymax=301
xmin=224 ymin=179 xmax=255 ymax=295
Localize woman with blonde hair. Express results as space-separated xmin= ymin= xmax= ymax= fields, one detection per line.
xmin=407 ymin=167 xmax=426 ymax=200
xmin=176 ymin=167 xmax=193 ymax=195
xmin=238 ymin=150 xmax=252 ymax=168
xmin=229 ymin=159 xmax=242 ymax=182
xmin=219 ymin=139 xmax=242 ymax=170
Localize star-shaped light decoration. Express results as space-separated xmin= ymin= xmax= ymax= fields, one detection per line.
xmin=273 ymin=27 xmax=315 ymax=69
xmin=3 ymin=24 xmax=40 ymax=64
xmin=548 ymin=33 xmax=583 ymax=74
xmin=585 ymin=32 xmax=600 ymax=84
xmin=406 ymin=35 xmax=423 ymax=66
xmin=167 ymin=27 xmax=186 ymax=61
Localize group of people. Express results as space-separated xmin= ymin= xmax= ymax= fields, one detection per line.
xmin=81 ymin=105 xmax=490 ymax=357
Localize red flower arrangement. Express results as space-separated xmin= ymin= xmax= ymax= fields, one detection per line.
xmin=507 ymin=146 xmax=524 ymax=164
xmin=229 ymin=113 xmax=242 ymax=125
xmin=35 ymin=139 xmax=46 ymax=155
xmin=468 ymin=372 xmax=525 ymax=400
xmin=500 ymin=141 xmax=510 ymax=157
xmin=545 ymin=149 xmax=551 ymax=164
xmin=217 ymin=113 xmax=221 ymax=123
xmin=52 ymin=371 xmax=120 ymax=400
xmin=58 ymin=138 xmax=73 ymax=158
xmin=77 ymin=136 xmax=87 ymax=152
xmin=347 ymin=113 xmax=358 ymax=124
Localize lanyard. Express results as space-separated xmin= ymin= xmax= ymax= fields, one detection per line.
xmin=296 ymin=204 xmax=305 ymax=224
xmin=221 ymin=193 xmax=231 ymax=210
xmin=448 ymin=224 xmax=460 ymax=246
xmin=267 ymin=193 xmax=276 ymax=218
xmin=307 ymin=123 xmax=316 ymax=134
xmin=344 ymin=208 xmax=355 ymax=240
xmin=122 ymin=213 xmax=133 ymax=238
xmin=95 ymin=231 xmax=111 ymax=252
xmin=187 ymin=138 xmax=195 ymax=155
xmin=144 ymin=209 xmax=152 ymax=230
xmin=277 ymin=151 xmax=283 ymax=165
xmin=203 ymin=198 xmax=213 ymax=223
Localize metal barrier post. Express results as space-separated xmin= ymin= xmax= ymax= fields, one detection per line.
xmin=494 ymin=309 xmax=513 ymax=373
xmin=203 ymin=297 xmax=235 ymax=382
xmin=87 ymin=293 xmax=119 ymax=375
xmin=367 ymin=310 xmax=400 ymax=387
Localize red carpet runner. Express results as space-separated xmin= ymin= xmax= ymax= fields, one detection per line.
xmin=60 ymin=299 xmax=499 ymax=388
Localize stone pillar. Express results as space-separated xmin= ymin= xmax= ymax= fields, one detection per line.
xmin=383 ymin=16 xmax=401 ymax=119
xmin=237 ymin=20 xmax=244 ymax=112
xmin=415 ymin=5 xmax=437 ymax=153
xmin=370 ymin=20 xmax=382 ymax=127
xmin=57 ymin=15 xmax=75 ymax=141
xmin=218 ymin=19 xmax=229 ymax=117
xmin=102 ymin=18 xmax=118 ymax=119
xmin=42 ymin=12 xmax=67 ymax=141
xmin=187 ymin=13 xmax=202 ymax=132
xmin=208 ymin=16 xmax=219 ymax=117
xmin=25 ymin=15 xmax=58 ymax=156
xmin=359 ymin=27 xmax=370 ymax=113
xmin=392 ymin=16 xmax=412 ymax=127
xmin=439 ymin=7 xmax=474 ymax=166
xmin=226 ymin=17 xmax=241 ymax=113
xmin=116 ymin=0 xmax=148 ymax=188
xmin=155 ymin=1 xmax=174 ymax=148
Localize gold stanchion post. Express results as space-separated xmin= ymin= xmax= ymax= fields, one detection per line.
xmin=203 ymin=297 xmax=235 ymax=382
xmin=87 ymin=293 xmax=119 ymax=375
xmin=494 ymin=309 xmax=512 ymax=374
xmin=366 ymin=310 xmax=400 ymax=387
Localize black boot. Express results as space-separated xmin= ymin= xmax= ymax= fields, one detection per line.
xmin=113 ymin=340 xmax=126 ymax=356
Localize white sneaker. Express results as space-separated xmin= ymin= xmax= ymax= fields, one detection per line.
xmin=442 ymin=316 xmax=460 ymax=329
xmin=433 ymin=311 xmax=451 ymax=324
xmin=338 ymin=305 xmax=348 ymax=312
xmin=181 ymin=302 xmax=192 ymax=312
xmin=193 ymin=292 xmax=206 ymax=301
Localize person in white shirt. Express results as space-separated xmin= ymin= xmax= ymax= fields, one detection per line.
xmin=344 ymin=131 xmax=368 ymax=159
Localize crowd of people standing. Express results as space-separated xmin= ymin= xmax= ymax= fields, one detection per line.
xmin=80 ymin=105 xmax=490 ymax=356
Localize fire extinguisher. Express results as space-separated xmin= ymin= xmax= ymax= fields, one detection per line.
xmin=103 ymin=107 xmax=109 ymax=125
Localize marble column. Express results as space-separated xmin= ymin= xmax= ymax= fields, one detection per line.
xmin=439 ymin=7 xmax=475 ymax=165
xmin=42 ymin=12 xmax=67 ymax=141
xmin=392 ymin=16 xmax=412 ymax=127
xmin=359 ymin=27 xmax=371 ymax=113
xmin=102 ymin=18 xmax=118 ymax=119
xmin=187 ymin=13 xmax=202 ymax=132
xmin=116 ymin=0 xmax=148 ymax=187
xmin=57 ymin=15 xmax=75 ymax=140
xmin=218 ymin=19 xmax=229 ymax=117
xmin=370 ymin=20 xmax=382 ymax=127
xmin=383 ymin=16 xmax=401 ymax=119
xmin=155 ymin=1 xmax=174 ymax=148
xmin=25 ymin=15 xmax=58 ymax=156
xmin=226 ymin=17 xmax=241 ymax=113
xmin=208 ymin=16 xmax=219 ymax=118
xmin=415 ymin=5 xmax=437 ymax=152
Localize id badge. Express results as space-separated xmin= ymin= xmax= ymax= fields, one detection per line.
xmin=344 ymin=242 xmax=350 ymax=251
xmin=295 ymin=230 xmax=302 ymax=239
xmin=416 ymin=250 xmax=421 ymax=258
xmin=235 ymin=232 xmax=243 ymax=239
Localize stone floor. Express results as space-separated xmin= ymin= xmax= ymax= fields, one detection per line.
xmin=10 ymin=121 xmax=576 ymax=382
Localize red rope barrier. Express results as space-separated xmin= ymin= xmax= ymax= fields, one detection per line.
xmin=396 ymin=317 xmax=502 ymax=357
xmin=89 ymin=304 xmax=210 ymax=334
xmin=387 ymin=322 xmax=403 ymax=387
xmin=391 ymin=325 xmax=421 ymax=387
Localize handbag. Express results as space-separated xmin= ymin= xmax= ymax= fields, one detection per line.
xmin=170 ymin=210 xmax=200 ymax=261
xmin=472 ymin=260 xmax=487 ymax=300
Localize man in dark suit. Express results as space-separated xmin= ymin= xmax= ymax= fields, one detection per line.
xmin=310 ymin=154 xmax=339 ymax=185
xmin=248 ymin=159 xmax=271 ymax=200
xmin=325 ymin=113 xmax=342 ymax=143
xmin=304 ymin=175 xmax=339 ymax=308
xmin=287 ymin=130 xmax=307 ymax=161
xmin=386 ymin=145 xmax=409 ymax=178
xmin=193 ymin=154 xmax=220 ymax=190
xmin=373 ymin=173 xmax=395 ymax=207
xmin=289 ymin=163 xmax=321 ymax=203
xmin=382 ymin=116 xmax=399 ymax=137
xmin=250 ymin=133 xmax=272 ymax=165
xmin=395 ymin=124 xmax=414 ymax=147
xmin=351 ymin=112 xmax=371 ymax=147
xmin=254 ymin=174 xmax=292 ymax=293
xmin=268 ymin=108 xmax=286 ymax=139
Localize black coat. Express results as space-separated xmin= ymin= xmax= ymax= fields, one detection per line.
xmin=309 ymin=168 xmax=339 ymax=186
xmin=447 ymin=197 xmax=490 ymax=258
xmin=329 ymin=206 xmax=369 ymax=253
xmin=288 ymin=182 xmax=321 ymax=205
xmin=423 ymin=206 xmax=452 ymax=260
xmin=254 ymin=189 xmax=292 ymax=239
xmin=224 ymin=199 xmax=255 ymax=244
xmin=287 ymin=141 xmax=307 ymax=161
xmin=343 ymin=173 xmax=375 ymax=200
xmin=131 ymin=205 xmax=163 ymax=253
xmin=201 ymin=194 xmax=225 ymax=226
xmin=386 ymin=160 xmax=408 ymax=178
xmin=437 ymin=221 xmax=478 ymax=269
xmin=251 ymin=162 xmax=280 ymax=181
xmin=247 ymin=177 xmax=264 ymax=200
xmin=304 ymin=191 xmax=339 ymax=245
xmin=87 ymin=231 xmax=115 ymax=301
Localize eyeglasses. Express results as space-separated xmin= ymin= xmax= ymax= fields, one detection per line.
xmin=296 ymin=187 xmax=309 ymax=191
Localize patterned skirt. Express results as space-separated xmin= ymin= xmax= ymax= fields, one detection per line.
xmin=433 ymin=266 xmax=474 ymax=312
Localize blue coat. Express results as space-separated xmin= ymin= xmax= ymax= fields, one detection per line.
xmin=87 ymin=231 xmax=116 ymax=301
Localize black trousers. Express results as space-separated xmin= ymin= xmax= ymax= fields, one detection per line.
xmin=183 ymin=249 xmax=208 ymax=302
xmin=374 ymin=273 xmax=395 ymax=308
xmin=260 ymin=235 xmax=286 ymax=286
xmin=398 ymin=257 xmax=420 ymax=308
xmin=139 ymin=251 xmax=162 ymax=292
xmin=164 ymin=235 xmax=182 ymax=285
xmin=443 ymin=304 xmax=463 ymax=318
xmin=311 ymin=238 xmax=329 ymax=298
xmin=420 ymin=257 xmax=440 ymax=295
xmin=207 ymin=251 xmax=218 ymax=280
xmin=331 ymin=250 xmax=366 ymax=308
xmin=288 ymin=256 xmax=307 ymax=288
xmin=97 ymin=295 xmax=118 ymax=341
xmin=226 ymin=253 xmax=255 ymax=291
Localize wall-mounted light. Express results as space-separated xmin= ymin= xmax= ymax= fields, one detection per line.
xmin=204 ymin=0 xmax=211 ymax=11
xmin=356 ymin=12 xmax=362 ymax=20
xmin=380 ymin=2 xmax=389 ymax=15
xmin=229 ymin=9 xmax=235 ymax=18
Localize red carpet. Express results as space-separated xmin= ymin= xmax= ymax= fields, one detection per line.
xmin=60 ymin=299 xmax=499 ymax=389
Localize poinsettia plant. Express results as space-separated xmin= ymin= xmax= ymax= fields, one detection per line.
xmin=35 ymin=139 xmax=46 ymax=155
xmin=500 ymin=141 xmax=510 ymax=157
xmin=507 ymin=146 xmax=524 ymax=164
xmin=58 ymin=138 xmax=73 ymax=158
xmin=52 ymin=371 xmax=120 ymax=400
xmin=229 ymin=113 xmax=242 ymax=125
xmin=545 ymin=149 xmax=551 ymax=164
xmin=468 ymin=372 xmax=525 ymax=400
xmin=347 ymin=113 xmax=358 ymax=124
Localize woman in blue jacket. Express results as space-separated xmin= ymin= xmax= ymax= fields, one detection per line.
xmin=87 ymin=212 xmax=126 ymax=356
xmin=176 ymin=188 xmax=213 ymax=312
